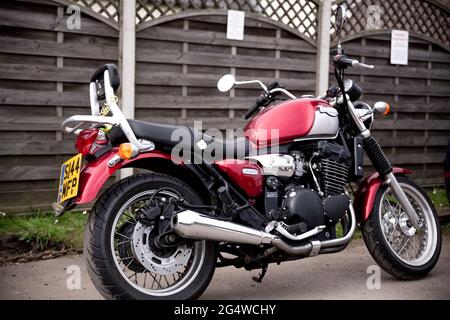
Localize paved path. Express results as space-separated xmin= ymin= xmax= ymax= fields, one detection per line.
xmin=1 ymin=237 xmax=449 ymax=300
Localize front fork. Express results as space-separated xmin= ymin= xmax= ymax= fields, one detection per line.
xmin=346 ymin=97 xmax=423 ymax=229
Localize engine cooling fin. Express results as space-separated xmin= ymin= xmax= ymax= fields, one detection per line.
xmin=320 ymin=158 xmax=350 ymax=196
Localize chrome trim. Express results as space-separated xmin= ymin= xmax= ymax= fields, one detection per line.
xmin=346 ymin=95 xmax=370 ymax=137
xmin=384 ymin=172 xmax=423 ymax=229
xmin=172 ymin=202 xmax=357 ymax=256
xmin=62 ymin=70 xmax=154 ymax=151
xmin=273 ymin=222 xmax=326 ymax=241
xmin=172 ymin=210 xmax=277 ymax=246
xmin=269 ymin=88 xmax=297 ymax=99
xmin=108 ymin=154 xmax=122 ymax=168
xmin=247 ymin=154 xmax=295 ymax=177
xmin=234 ymin=79 xmax=268 ymax=91
xmin=89 ymin=82 xmax=100 ymax=116
xmin=308 ymin=153 xmax=322 ymax=195
xmin=293 ymin=133 xmax=339 ymax=142
xmin=309 ymin=240 xmax=321 ymax=256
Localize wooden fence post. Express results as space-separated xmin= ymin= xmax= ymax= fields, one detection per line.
xmin=316 ymin=0 xmax=332 ymax=96
xmin=119 ymin=0 xmax=136 ymax=179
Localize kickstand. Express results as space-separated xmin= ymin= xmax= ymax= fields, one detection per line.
xmin=252 ymin=265 xmax=268 ymax=283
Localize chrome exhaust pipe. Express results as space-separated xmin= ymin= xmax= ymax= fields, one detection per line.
xmin=172 ymin=210 xmax=313 ymax=256
xmin=172 ymin=210 xmax=277 ymax=246
xmin=172 ymin=204 xmax=356 ymax=256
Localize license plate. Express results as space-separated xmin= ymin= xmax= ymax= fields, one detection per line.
xmin=57 ymin=153 xmax=82 ymax=203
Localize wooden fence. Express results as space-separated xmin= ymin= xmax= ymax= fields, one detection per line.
xmin=0 ymin=0 xmax=449 ymax=213
xmin=0 ymin=0 xmax=119 ymax=212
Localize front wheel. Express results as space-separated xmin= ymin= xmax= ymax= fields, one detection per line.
xmin=362 ymin=176 xmax=441 ymax=279
xmin=84 ymin=173 xmax=216 ymax=300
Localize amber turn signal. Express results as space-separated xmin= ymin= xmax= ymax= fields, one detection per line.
xmin=383 ymin=103 xmax=390 ymax=115
xmin=118 ymin=143 xmax=139 ymax=160
xmin=373 ymin=101 xmax=390 ymax=116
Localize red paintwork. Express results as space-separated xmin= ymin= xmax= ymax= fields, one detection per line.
xmin=215 ymin=159 xmax=263 ymax=198
xmin=75 ymin=148 xmax=173 ymax=204
xmin=244 ymin=98 xmax=326 ymax=147
xmin=354 ymin=167 xmax=413 ymax=222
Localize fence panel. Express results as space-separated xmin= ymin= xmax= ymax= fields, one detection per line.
xmin=0 ymin=0 xmax=119 ymax=212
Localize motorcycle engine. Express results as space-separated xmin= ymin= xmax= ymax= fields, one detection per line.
xmin=266 ymin=141 xmax=352 ymax=231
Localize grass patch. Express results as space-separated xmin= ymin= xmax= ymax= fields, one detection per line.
xmin=0 ymin=211 xmax=87 ymax=252
xmin=428 ymin=187 xmax=449 ymax=208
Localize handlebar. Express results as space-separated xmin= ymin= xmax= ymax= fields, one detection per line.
xmin=242 ymin=81 xmax=283 ymax=119
xmin=242 ymin=81 xmax=299 ymax=119
xmin=333 ymin=54 xmax=374 ymax=70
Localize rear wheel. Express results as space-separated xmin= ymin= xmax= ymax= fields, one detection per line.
xmin=362 ymin=176 xmax=441 ymax=279
xmin=84 ymin=173 xmax=216 ymax=300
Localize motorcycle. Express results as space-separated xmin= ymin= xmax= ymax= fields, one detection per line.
xmin=54 ymin=5 xmax=441 ymax=299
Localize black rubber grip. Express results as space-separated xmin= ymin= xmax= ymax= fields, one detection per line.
xmin=363 ymin=136 xmax=392 ymax=176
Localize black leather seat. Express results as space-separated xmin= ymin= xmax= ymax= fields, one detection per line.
xmin=109 ymin=119 xmax=250 ymax=159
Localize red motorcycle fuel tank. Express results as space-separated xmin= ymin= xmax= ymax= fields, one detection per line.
xmin=244 ymin=98 xmax=338 ymax=147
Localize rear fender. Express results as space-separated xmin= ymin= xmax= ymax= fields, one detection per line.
xmin=354 ymin=167 xmax=412 ymax=222
xmin=75 ymin=148 xmax=173 ymax=204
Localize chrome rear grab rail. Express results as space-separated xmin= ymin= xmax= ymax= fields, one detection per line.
xmin=61 ymin=70 xmax=153 ymax=151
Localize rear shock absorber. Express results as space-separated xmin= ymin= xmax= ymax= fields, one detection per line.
xmin=363 ymin=136 xmax=392 ymax=176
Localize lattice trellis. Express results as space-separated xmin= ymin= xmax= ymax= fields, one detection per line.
xmin=331 ymin=0 xmax=450 ymax=47
xmin=137 ymin=0 xmax=319 ymax=39
xmin=73 ymin=0 xmax=120 ymax=21
xmin=69 ymin=0 xmax=319 ymax=39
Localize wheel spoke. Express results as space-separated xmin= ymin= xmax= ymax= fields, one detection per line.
xmin=110 ymin=190 xmax=203 ymax=295
xmin=116 ymin=239 xmax=131 ymax=246
xmin=115 ymin=231 xmax=131 ymax=240
xmin=397 ymin=235 xmax=411 ymax=256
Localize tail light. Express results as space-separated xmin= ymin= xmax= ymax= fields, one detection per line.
xmin=75 ymin=128 xmax=101 ymax=156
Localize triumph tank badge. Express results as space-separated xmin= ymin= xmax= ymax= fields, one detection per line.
xmin=242 ymin=168 xmax=258 ymax=175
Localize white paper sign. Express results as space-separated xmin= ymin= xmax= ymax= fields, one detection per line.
xmin=390 ymin=30 xmax=409 ymax=65
xmin=227 ymin=10 xmax=245 ymax=41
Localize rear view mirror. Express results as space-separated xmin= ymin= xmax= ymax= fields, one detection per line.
xmin=217 ymin=74 xmax=235 ymax=92
xmin=334 ymin=4 xmax=347 ymax=33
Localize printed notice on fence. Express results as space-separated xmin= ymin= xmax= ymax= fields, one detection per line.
xmin=227 ymin=10 xmax=245 ymax=41
xmin=390 ymin=30 xmax=409 ymax=65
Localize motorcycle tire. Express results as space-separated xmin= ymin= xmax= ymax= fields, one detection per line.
xmin=84 ymin=173 xmax=216 ymax=300
xmin=362 ymin=176 xmax=441 ymax=280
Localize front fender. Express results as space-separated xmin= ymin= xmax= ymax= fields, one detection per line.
xmin=354 ymin=167 xmax=412 ymax=222
xmin=75 ymin=148 xmax=173 ymax=204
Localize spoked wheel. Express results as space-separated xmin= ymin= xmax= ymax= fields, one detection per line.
xmin=362 ymin=176 xmax=441 ymax=279
xmin=85 ymin=173 xmax=216 ymax=300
